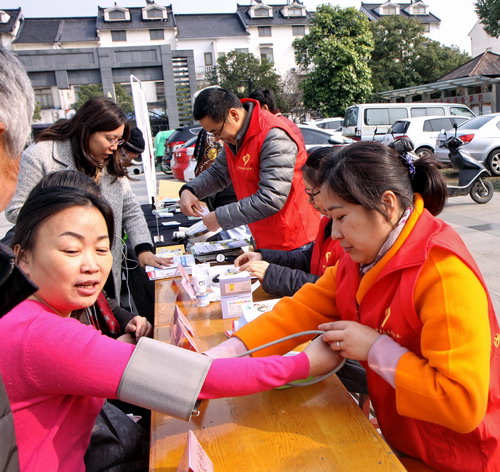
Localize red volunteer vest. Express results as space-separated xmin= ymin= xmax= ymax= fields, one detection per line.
xmin=225 ymin=99 xmax=320 ymax=250
xmin=309 ymin=217 xmax=343 ymax=276
xmin=335 ymin=210 xmax=500 ymax=471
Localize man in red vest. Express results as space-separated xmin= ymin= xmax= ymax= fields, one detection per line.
xmin=179 ymin=87 xmax=319 ymax=251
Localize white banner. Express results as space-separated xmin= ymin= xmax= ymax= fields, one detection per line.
xmin=130 ymin=75 xmax=157 ymax=204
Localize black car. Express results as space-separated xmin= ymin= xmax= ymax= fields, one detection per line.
xmin=162 ymin=124 xmax=202 ymax=174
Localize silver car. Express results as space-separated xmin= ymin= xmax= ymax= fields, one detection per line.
xmin=434 ymin=113 xmax=500 ymax=176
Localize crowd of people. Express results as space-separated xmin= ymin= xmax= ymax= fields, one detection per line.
xmin=0 ymin=46 xmax=499 ymax=472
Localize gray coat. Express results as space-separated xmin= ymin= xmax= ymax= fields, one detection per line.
xmin=5 ymin=140 xmax=153 ymax=299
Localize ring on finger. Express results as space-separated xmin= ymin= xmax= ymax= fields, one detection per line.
xmin=336 ymin=341 xmax=341 ymax=349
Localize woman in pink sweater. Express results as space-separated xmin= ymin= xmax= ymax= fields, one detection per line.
xmin=0 ymin=184 xmax=339 ymax=472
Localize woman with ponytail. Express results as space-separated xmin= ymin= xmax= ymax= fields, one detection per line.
xmin=206 ymin=141 xmax=500 ymax=472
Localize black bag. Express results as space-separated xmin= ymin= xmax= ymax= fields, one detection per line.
xmin=84 ymin=401 xmax=150 ymax=472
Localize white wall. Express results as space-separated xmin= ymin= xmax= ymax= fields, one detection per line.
xmin=470 ymin=21 xmax=500 ymax=57
xmin=98 ymin=28 xmax=176 ymax=48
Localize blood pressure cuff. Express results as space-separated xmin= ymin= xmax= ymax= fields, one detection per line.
xmin=117 ymin=337 xmax=212 ymax=421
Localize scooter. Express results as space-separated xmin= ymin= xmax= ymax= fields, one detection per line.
xmin=443 ymin=134 xmax=494 ymax=204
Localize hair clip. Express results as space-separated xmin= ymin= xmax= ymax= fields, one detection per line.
xmin=399 ymin=153 xmax=416 ymax=179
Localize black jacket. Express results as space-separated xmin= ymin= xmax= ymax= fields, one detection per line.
xmin=0 ymin=242 xmax=37 ymax=472
xmin=259 ymin=242 xmax=319 ymax=298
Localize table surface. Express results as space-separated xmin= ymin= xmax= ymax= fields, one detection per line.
xmin=150 ymin=278 xmax=406 ymax=472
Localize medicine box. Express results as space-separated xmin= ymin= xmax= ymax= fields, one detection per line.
xmin=219 ymin=272 xmax=252 ymax=319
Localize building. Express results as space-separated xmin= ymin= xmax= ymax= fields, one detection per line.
xmin=378 ymin=52 xmax=500 ymax=114
xmin=469 ymin=20 xmax=500 ymax=58
xmin=0 ymin=2 xmax=311 ymax=128
xmin=360 ymin=1 xmax=441 ymax=42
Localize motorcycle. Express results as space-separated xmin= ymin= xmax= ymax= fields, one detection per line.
xmin=443 ymin=134 xmax=494 ymax=204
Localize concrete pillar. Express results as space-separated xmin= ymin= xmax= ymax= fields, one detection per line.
xmin=98 ymin=48 xmax=116 ymax=101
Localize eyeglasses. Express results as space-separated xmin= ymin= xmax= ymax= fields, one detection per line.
xmin=206 ymin=115 xmax=227 ymax=145
xmin=105 ymin=135 xmax=125 ymax=146
xmin=304 ymin=188 xmax=320 ymax=198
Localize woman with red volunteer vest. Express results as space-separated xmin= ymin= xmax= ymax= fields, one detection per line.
xmin=179 ymin=87 xmax=320 ymax=251
xmin=206 ymin=141 xmax=500 ymax=471
xmin=234 ymin=147 xmax=343 ymax=298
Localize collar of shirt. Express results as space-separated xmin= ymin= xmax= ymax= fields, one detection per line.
xmin=227 ymin=101 xmax=254 ymax=155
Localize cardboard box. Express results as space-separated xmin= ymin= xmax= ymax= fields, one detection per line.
xmin=219 ymin=272 xmax=252 ymax=319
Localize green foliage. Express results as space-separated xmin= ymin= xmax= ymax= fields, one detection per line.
xmin=209 ymin=51 xmax=283 ymax=101
xmin=33 ymin=101 xmax=41 ymax=122
xmin=370 ymin=15 xmax=470 ymax=95
xmin=71 ymin=83 xmax=133 ymax=116
xmin=475 ymin=0 xmax=500 ymax=38
xmin=293 ymin=5 xmax=374 ymax=117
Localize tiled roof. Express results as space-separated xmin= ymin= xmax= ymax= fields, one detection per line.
xmin=0 ymin=8 xmax=21 ymax=34
xmin=175 ymin=14 xmax=248 ymax=39
xmin=14 ymin=17 xmax=98 ymax=44
xmin=438 ymin=52 xmax=500 ymax=80
xmin=360 ymin=2 xmax=440 ymax=24
xmin=236 ymin=3 xmax=311 ymax=26
xmin=96 ymin=6 xmax=175 ymax=30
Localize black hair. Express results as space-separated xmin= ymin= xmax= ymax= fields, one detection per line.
xmin=301 ymin=147 xmax=337 ymax=187
xmin=33 ymin=170 xmax=101 ymax=197
xmin=12 ymin=186 xmax=115 ymax=263
xmin=318 ymin=141 xmax=447 ymax=219
xmin=248 ymin=88 xmax=277 ymax=113
xmin=38 ymin=97 xmax=130 ymax=178
xmin=193 ymin=88 xmax=242 ymax=122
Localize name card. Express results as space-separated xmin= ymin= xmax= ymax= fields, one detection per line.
xmin=170 ymin=306 xmax=199 ymax=352
xmin=177 ymin=430 xmax=213 ymax=472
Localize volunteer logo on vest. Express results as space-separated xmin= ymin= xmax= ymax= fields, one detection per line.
xmin=238 ymin=153 xmax=253 ymax=171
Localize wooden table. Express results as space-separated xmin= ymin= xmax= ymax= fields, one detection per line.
xmin=150 ymin=278 xmax=405 ymax=472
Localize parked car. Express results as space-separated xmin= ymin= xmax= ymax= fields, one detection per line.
xmin=171 ymin=136 xmax=197 ymax=182
xmin=153 ymin=129 xmax=174 ymax=165
xmin=304 ymin=117 xmax=344 ymax=132
xmin=381 ymin=115 xmax=470 ymax=158
xmin=163 ymin=124 xmax=202 ymax=173
xmin=434 ymin=113 xmax=500 ymax=176
xmin=298 ymin=124 xmax=352 ymax=154
xmin=342 ymin=102 xmax=475 ymax=141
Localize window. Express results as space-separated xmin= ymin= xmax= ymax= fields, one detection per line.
xmin=410 ymin=107 xmax=444 ymax=117
xmin=451 ymin=107 xmax=475 ymax=119
xmin=35 ymin=88 xmax=54 ymax=109
xmin=300 ymin=128 xmax=332 ymax=145
xmin=146 ymin=8 xmax=163 ymax=19
xmin=292 ymin=25 xmax=305 ymax=36
xmin=108 ymin=10 xmax=127 ymax=21
xmin=365 ymin=108 xmax=407 ymax=126
xmin=260 ymin=47 xmax=274 ymax=64
xmin=204 ymin=52 xmax=213 ymax=66
xmin=383 ymin=6 xmax=397 ymax=15
xmin=422 ymin=24 xmax=430 ymax=32
xmin=155 ymin=81 xmax=165 ymax=102
xmin=258 ymin=26 xmax=272 ymax=37
xmin=235 ymin=48 xmax=249 ymax=54
xmin=413 ymin=6 xmax=426 ymax=15
xmin=255 ymin=7 xmax=271 ymax=17
xmin=111 ymin=30 xmax=127 ymax=42
xmin=287 ymin=7 xmax=303 ymax=16
xmin=149 ymin=29 xmax=164 ymax=40
xmin=423 ymin=118 xmax=454 ymax=132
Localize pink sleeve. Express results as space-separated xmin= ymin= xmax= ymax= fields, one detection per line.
xmin=199 ymin=352 xmax=310 ymax=399
xmin=25 ymin=313 xmax=135 ymax=398
xmin=367 ymin=334 xmax=408 ymax=388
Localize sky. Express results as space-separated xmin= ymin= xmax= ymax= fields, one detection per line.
xmin=3 ymin=1 xmax=478 ymax=53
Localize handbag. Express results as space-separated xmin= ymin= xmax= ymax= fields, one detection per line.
xmin=84 ymin=401 xmax=149 ymax=472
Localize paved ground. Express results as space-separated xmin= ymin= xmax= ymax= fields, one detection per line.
xmin=2 ymin=171 xmax=500 ymax=319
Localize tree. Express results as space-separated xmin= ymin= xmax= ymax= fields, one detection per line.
xmin=475 ymin=0 xmax=500 ymax=38
xmin=292 ymin=5 xmax=374 ymax=117
xmin=370 ymin=15 xmax=470 ymax=95
xmin=209 ymin=51 xmax=283 ymax=102
xmin=71 ymin=83 xmax=133 ymax=116
xmin=370 ymin=15 xmax=426 ymax=93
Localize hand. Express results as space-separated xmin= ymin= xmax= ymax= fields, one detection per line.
xmin=179 ymin=189 xmax=203 ymax=217
xmin=319 ymin=320 xmax=381 ymax=362
xmin=125 ymin=315 xmax=153 ymax=339
xmin=239 ymin=260 xmax=269 ymax=281
xmin=202 ymin=211 xmax=221 ymax=232
xmin=304 ymin=336 xmax=343 ymax=377
xmin=138 ymin=251 xmax=173 ymax=269
xmin=234 ymin=251 xmax=263 ymax=268
xmin=203 ymin=337 xmax=249 ymax=358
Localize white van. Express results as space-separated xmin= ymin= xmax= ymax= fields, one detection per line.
xmin=342 ymin=103 xmax=475 ymax=141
